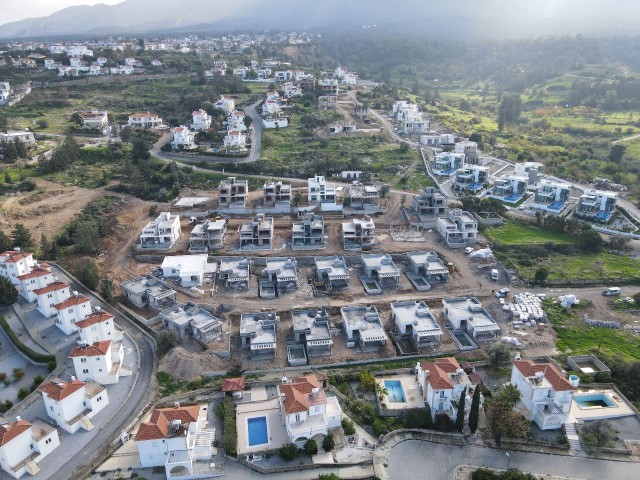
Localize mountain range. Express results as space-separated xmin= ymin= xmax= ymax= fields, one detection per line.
xmin=1 ymin=0 xmax=639 ymax=39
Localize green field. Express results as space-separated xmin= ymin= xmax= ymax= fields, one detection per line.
xmin=484 ymin=220 xmax=575 ymax=245
xmin=545 ymin=301 xmax=640 ymax=363
xmin=515 ymin=252 xmax=640 ymax=284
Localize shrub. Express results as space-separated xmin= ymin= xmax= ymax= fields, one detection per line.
xmin=322 ymin=433 xmax=335 ymax=452
xmin=433 ymin=412 xmax=453 ymax=432
xmin=278 ymin=443 xmax=299 ymax=461
xmin=402 ymin=407 xmax=432 ymax=429
xmin=304 ymin=439 xmax=318 ymax=455
xmin=0 ymin=372 xmax=6 ymax=382
xmin=12 ymin=368 xmax=24 ymax=380
xmin=342 ymin=418 xmax=356 ymax=436
xmin=17 ymin=387 xmax=29 ymax=400
xmin=31 ymin=375 xmax=45 ymax=389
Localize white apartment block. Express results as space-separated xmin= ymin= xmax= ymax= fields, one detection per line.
xmin=38 ymin=378 xmax=108 ymax=434
xmin=17 ymin=264 xmax=54 ymax=303
xmin=75 ymin=310 xmax=117 ymax=344
xmin=308 ymin=175 xmax=340 ymax=211
xmin=54 ymin=294 xmax=92 ymax=335
xmin=34 ymin=282 xmax=71 ymax=318
xmin=0 ymin=250 xmax=36 ymax=287
xmin=0 ymin=82 xmax=11 ymax=104
xmin=171 ymin=126 xmax=196 ymax=150
xmin=0 ymin=418 xmax=60 ymax=479
xmin=69 ymin=340 xmax=126 ymax=385
xmin=190 ymin=109 xmax=212 ymax=131
xmin=139 ymin=212 xmax=182 ymax=249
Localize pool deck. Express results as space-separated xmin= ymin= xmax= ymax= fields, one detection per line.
xmin=236 ymin=397 xmax=289 ymax=455
xmin=377 ymin=374 xmax=424 ymax=411
xmin=570 ymin=389 xmax=637 ymax=421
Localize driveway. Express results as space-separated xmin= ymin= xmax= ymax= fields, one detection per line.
xmin=0 ymin=266 xmax=156 ymax=480
xmin=387 ymin=440 xmax=639 ymax=480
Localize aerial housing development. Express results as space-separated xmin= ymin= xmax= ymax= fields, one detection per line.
xmin=1 ymin=6 xmax=640 ymax=480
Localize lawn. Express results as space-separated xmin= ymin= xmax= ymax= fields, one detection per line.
xmin=516 ymin=252 xmax=640 ymax=284
xmin=484 ymin=220 xmax=575 ymax=245
xmin=545 ymin=301 xmax=640 ymax=363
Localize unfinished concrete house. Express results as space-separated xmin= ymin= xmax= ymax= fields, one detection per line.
xmin=218 ymin=257 xmax=251 ymax=290
xmin=160 ymin=302 xmax=223 ymax=343
xmin=259 ymin=257 xmax=297 ymax=299
xmin=442 ymin=297 xmax=499 ymax=344
xmin=436 ymin=209 xmax=478 ymax=248
xmin=404 ymin=251 xmax=449 ymax=291
xmin=263 ymin=181 xmax=291 ymax=207
xmin=239 ymin=311 xmax=279 ymax=358
xmin=360 ymin=253 xmax=400 ymax=294
xmin=188 ymin=219 xmax=227 ymax=253
xmin=340 ymin=305 xmax=387 ymax=350
xmin=411 ymin=187 xmax=448 ymax=226
xmin=139 ymin=212 xmax=181 ymax=249
xmin=314 ymin=256 xmax=350 ymax=290
xmin=217 ymin=176 xmax=248 ymax=208
xmin=342 ymin=217 xmax=376 ymax=251
xmin=391 ymin=300 xmax=443 ymax=349
xmin=291 ymin=214 xmax=325 ymax=250
xmin=239 ymin=214 xmax=274 ymax=250
xmin=348 ymin=183 xmax=379 ymax=211
xmin=120 ymin=276 xmax=176 ymax=310
xmin=354 ymin=107 xmax=371 ymax=123
xmin=291 ymin=308 xmax=333 ymax=359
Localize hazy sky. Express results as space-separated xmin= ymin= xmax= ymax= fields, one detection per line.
xmin=1 ymin=0 xmax=124 ymax=24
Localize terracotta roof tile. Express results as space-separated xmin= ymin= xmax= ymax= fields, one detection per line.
xmin=421 ymin=362 xmax=454 ymax=390
xmin=513 ymin=360 xmax=575 ymax=392
xmin=135 ymin=406 xmax=200 ymax=441
xmin=17 ymin=266 xmax=52 ymax=281
xmin=434 ymin=357 xmax=461 ymax=374
xmin=75 ymin=311 xmax=114 ymax=329
xmin=39 ymin=379 xmax=86 ymax=401
xmin=222 ymin=377 xmax=245 ymax=392
xmin=69 ymin=340 xmax=111 ymax=358
xmin=33 ymin=281 xmax=69 ymax=295
xmin=0 ymin=419 xmax=33 ymax=446
xmin=0 ymin=250 xmax=32 ymax=263
xmin=54 ymin=294 xmax=90 ymax=311
xmin=280 ymin=375 xmax=324 ymax=414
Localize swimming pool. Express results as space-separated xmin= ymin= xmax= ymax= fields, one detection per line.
xmin=574 ymin=393 xmax=616 ymax=409
xmin=247 ymin=416 xmax=269 ymax=446
xmin=384 ymin=380 xmax=407 ymax=403
xmin=548 ymin=201 xmax=565 ymax=211
xmin=503 ymin=193 xmax=523 ymax=203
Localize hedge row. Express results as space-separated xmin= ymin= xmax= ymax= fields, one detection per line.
xmin=0 ymin=315 xmax=56 ymax=366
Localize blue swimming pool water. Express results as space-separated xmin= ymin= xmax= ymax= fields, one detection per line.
xmin=548 ymin=201 xmax=565 ymax=211
xmin=595 ymin=211 xmax=613 ymax=221
xmin=503 ymin=193 xmax=523 ymax=203
xmin=468 ymin=182 xmax=483 ymax=191
xmin=384 ymin=380 xmax=407 ymax=403
xmin=247 ymin=416 xmax=269 ymax=446
xmin=574 ymin=393 xmax=615 ymax=408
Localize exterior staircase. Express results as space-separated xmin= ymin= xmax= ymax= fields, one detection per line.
xmin=80 ymin=415 xmax=94 ymax=431
xmin=25 ymin=460 xmax=40 ymax=475
xmin=564 ymin=420 xmax=582 ymax=452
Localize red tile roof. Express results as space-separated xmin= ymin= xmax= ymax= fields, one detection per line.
xmin=17 ymin=266 xmax=52 ymax=281
xmin=513 ymin=360 xmax=575 ymax=392
xmin=421 ymin=362 xmax=454 ymax=390
xmin=135 ymin=406 xmax=200 ymax=441
xmin=68 ymin=340 xmax=111 ymax=358
xmin=39 ymin=379 xmax=86 ymax=401
xmin=280 ymin=375 xmax=324 ymax=414
xmin=75 ymin=311 xmax=114 ymax=329
xmin=54 ymin=294 xmax=90 ymax=311
xmin=0 ymin=419 xmax=33 ymax=446
xmin=221 ymin=377 xmax=245 ymax=392
xmin=0 ymin=250 xmax=32 ymax=263
xmin=33 ymin=281 xmax=69 ymax=295
xmin=433 ymin=357 xmax=461 ymax=374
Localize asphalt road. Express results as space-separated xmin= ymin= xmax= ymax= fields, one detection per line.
xmin=388 ymin=440 xmax=639 ymax=480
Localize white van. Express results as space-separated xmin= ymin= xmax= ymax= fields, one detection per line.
xmin=490 ymin=269 xmax=499 ymax=281
xmin=602 ymin=287 xmax=621 ymax=296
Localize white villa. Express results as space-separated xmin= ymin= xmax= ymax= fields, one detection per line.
xmin=436 ymin=209 xmax=478 ymax=248
xmin=135 ymin=404 xmax=214 ymax=479
xmin=308 ymin=175 xmax=340 ymax=211
xmin=69 ymin=340 xmax=126 ymax=385
xmin=17 ymin=264 xmax=54 ymax=303
xmin=278 ymin=375 xmax=342 ymax=445
xmin=510 ymin=360 xmax=576 ymax=430
xmin=490 ymin=174 xmax=528 ymax=203
xmin=0 ymin=249 xmax=36 ymax=287
xmin=442 ymin=296 xmax=500 ymax=342
xmin=38 ymin=378 xmax=108 ymax=434
xmin=576 ymin=190 xmax=618 ymax=223
xmin=0 ymin=418 xmax=60 ymax=479
xmin=190 ymin=109 xmax=212 ymax=131
xmin=213 ymin=95 xmax=235 ymax=115
xmin=340 ymin=305 xmax=387 ymax=350
xmin=75 ymin=310 xmax=117 ymax=344
xmin=420 ymin=132 xmax=455 ymax=146
xmin=454 ymin=165 xmax=489 ymax=194
xmin=139 ymin=212 xmax=181 ymax=249
xmin=223 ymin=130 xmax=247 ymax=150
xmin=530 ymin=181 xmax=571 ymax=213
xmin=171 ymin=126 xmax=196 ymax=150
xmin=391 ymin=301 xmax=443 ymax=349
xmin=227 ymin=111 xmax=247 ymax=132
xmin=0 ymin=82 xmax=10 ymax=104
xmin=433 ymin=152 xmax=465 ymax=176
xmin=128 ymin=112 xmax=163 ymax=129
xmin=417 ymin=357 xmax=480 ymax=422
xmin=54 ymin=294 xmax=92 ymax=335
xmin=34 ymin=282 xmax=71 ymax=318
xmin=79 ymin=110 xmax=109 ymax=129
xmin=161 ymin=254 xmax=214 ymax=287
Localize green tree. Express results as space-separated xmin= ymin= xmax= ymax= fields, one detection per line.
xmin=0 ymin=230 xmax=12 ymax=252
xmin=132 ymin=138 xmax=151 ymax=161
xmin=17 ymin=388 xmax=29 ymax=400
xmin=31 ymin=375 xmax=44 ymax=389
xmin=455 ymin=387 xmax=467 ymax=432
xmin=11 ymin=223 xmax=34 ymax=249
xmin=293 ymin=191 xmax=302 ymax=206
xmin=2 ymin=141 xmax=18 ymax=163
xmin=303 ymin=439 xmax=318 ymax=455
xmin=120 ymin=125 xmax=132 ymax=143
xmin=341 ymin=418 xmax=356 ymax=436
xmin=485 ymin=397 xmax=530 ymax=446
xmin=99 ymin=277 xmax=116 ymax=303
xmin=319 ymin=474 xmax=340 ymax=480
xmin=0 ymin=276 xmax=18 ymax=307
xmin=39 ymin=234 xmax=52 ymax=259
xmin=488 ymin=343 xmax=512 ymax=369
xmin=0 ymin=115 xmax=8 ymax=132
xmin=75 ymin=261 xmax=99 ymax=290
xmin=534 ymin=267 xmax=549 ymax=285
xmin=399 ymin=142 xmax=410 ymax=153
xmin=148 ymin=204 xmax=159 ymax=217
xmin=278 ymin=443 xmax=299 ymax=461
xmin=322 ymin=433 xmax=335 ymax=452
xmin=469 ymin=385 xmax=481 ymax=434
xmin=13 ymin=138 xmax=27 ymax=159
xmin=4 ymin=171 xmax=11 ymax=184
xmin=608 ymin=144 xmax=626 ymax=163
xmin=497 ymin=384 xmax=522 ymax=408
xmin=433 ymin=412 xmax=453 ymax=432
xmin=359 ymin=369 xmax=375 ymax=392
xmin=498 ymin=94 xmax=522 ymax=130
xmin=578 ymin=229 xmax=603 ymax=253
xmin=157 ymin=330 xmax=181 ymax=357
xmin=379 ymin=184 xmax=390 ymax=198
xmin=402 ymin=407 xmax=432 ymax=429
xmin=582 ymin=420 xmax=616 ymax=447
xmin=72 ymin=221 xmax=101 ymax=254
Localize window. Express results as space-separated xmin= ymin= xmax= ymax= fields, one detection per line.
xmin=295 ymin=413 xmax=301 ymax=423
xmin=45 ymin=438 xmax=52 ymax=444
xmin=82 ymin=369 xmax=89 ymax=374
xmin=97 ymin=396 xmax=102 ymax=402
xmin=95 ymin=358 xmax=100 ymax=361
xmin=439 ymin=391 xmax=445 ymax=399
xmin=98 ymin=369 xmax=103 ymax=372
xmin=80 ymin=358 xmax=87 ymax=363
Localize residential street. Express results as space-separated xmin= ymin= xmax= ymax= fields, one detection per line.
xmin=387 ymin=440 xmax=639 ymax=480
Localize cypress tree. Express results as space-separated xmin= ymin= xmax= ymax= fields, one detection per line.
xmin=469 ymin=383 xmax=482 ymax=434
xmin=455 ymin=387 xmax=467 ymax=433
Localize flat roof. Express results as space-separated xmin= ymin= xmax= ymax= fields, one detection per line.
xmin=315 ymin=256 xmax=349 ymax=278
xmin=265 ymin=258 xmax=297 ymax=281
xmin=391 ymin=301 xmax=443 ymax=336
xmin=174 ymin=197 xmax=210 ymax=207
xmin=406 ymin=251 xmax=449 ymax=274
xmin=240 ymin=312 xmax=278 ymax=347
xmin=361 ymin=253 xmax=399 ymax=277
xmin=161 ymin=255 xmax=215 ymax=275
xmin=161 ymin=303 xmax=221 ymax=329
xmin=291 ymin=308 xmax=332 ymax=343
xmin=219 ymin=257 xmax=250 ymax=280
xmin=121 ymin=276 xmax=175 ymax=297
xmin=442 ymin=297 xmax=499 ymax=332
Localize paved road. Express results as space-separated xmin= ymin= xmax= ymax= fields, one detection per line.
xmin=388 ymin=440 xmax=639 ymax=480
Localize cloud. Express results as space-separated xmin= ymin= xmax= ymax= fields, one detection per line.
xmin=1 ymin=0 xmax=124 ymax=24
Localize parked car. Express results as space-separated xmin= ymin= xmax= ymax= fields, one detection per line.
xmin=602 ymin=287 xmax=622 ymax=296
xmin=464 ymin=247 xmax=474 ymax=254
xmin=495 ymin=287 xmax=510 ymax=298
